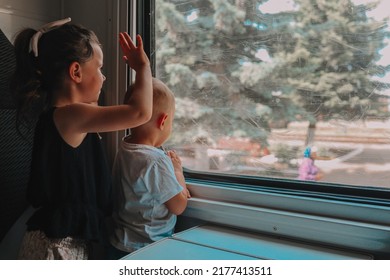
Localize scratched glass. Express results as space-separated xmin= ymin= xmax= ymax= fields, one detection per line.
xmin=155 ymin=0 xmax=390 ymax=188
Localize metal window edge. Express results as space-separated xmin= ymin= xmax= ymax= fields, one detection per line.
xmin=183 ymin=183 xmax=390 ymax=257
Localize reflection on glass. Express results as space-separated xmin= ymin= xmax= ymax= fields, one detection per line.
xmin=155 ymin=0 xmax=390 ymax=188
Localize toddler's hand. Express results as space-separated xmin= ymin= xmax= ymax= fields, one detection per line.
xmin=167 ymin=150 xmax=183 ymax=172
xmin=185 ymin=188 xmax=191 ymax=198
xmin=168 ymin=150 xmax=190 ymax=198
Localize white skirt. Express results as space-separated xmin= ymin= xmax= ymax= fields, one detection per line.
xmin=18 ymin=230 xmax=88 ymax=260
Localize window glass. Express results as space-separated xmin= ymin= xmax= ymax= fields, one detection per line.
xmin=155 ymin=0 xmax=390 ymax=188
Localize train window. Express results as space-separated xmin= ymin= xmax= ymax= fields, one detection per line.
xmin=152 ymin=0 xmax=390 ymax=190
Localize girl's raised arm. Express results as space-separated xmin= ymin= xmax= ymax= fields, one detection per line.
xmin=54 ymin=33 xmax=153 ymax=146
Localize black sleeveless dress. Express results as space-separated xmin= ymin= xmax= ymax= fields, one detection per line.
xmin=26 ymin=107 xmax=112 ymax=242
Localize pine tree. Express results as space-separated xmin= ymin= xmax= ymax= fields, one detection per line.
xmin=156 ymin=0 xmax=390 ymax=147
xmin=279 ymin=0 xmax=390 ymax=143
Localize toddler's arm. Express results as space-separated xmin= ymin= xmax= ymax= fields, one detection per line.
xmin=165 ymin=150 xmax=191 ymax=215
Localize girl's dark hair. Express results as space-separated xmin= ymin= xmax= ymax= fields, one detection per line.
xmin=11 ymin=23 xmax=100 ymax=130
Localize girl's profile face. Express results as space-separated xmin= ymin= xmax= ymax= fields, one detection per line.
xmin=78 ymin=42 xmax=106 ymax=103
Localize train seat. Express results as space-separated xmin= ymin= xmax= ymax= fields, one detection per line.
xmin=0 ymin=29 xmax=33 ymax=259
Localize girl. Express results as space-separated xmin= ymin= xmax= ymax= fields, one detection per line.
xmin=11 ymin=18 xmax=153 ymax=259
xmin=298 ymin=146 xmax=324 ymax=181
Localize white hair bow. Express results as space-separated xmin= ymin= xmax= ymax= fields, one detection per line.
xmin=29 ymin=17 xmax=71 ymax=57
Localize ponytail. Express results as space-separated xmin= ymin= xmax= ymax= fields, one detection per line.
xmin=11 ymin=28 xmax=46 ymax=131
xmin=11 ymin=22 xmax=100 ymax=132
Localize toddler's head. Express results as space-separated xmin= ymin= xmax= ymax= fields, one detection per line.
xmin=129 ymin=78 xmax=175 ymax=146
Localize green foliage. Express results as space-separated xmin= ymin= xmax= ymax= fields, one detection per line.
xmin=156 ymin=0 xmax=390 ymax=147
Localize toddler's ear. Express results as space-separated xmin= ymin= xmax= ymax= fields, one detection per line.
xmin=157 ymin=113 xmax=168 ymax=130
